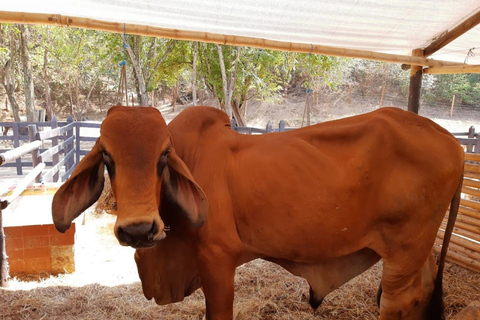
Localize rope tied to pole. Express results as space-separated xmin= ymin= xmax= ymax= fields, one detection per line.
xmin=302 ymin=48 xmax=314 ymax=127
xmin=116 ymin=23 xmax=129 ymax=106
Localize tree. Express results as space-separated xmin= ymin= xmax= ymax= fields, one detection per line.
xmin=0 ymin=25 xmax=21 ymax=122
xmin=18 ymin=24 xmax=36 ymax=121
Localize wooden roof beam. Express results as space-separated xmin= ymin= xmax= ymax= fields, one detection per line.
xmin=423 ymin=9 xmax=480 ymax=57
xmin=0 ymin=11 xmax=463 ymax=68
xmin=424 ymin=64 xmax=480 ymax=74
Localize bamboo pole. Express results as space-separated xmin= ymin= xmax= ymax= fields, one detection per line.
xmin=452 ymin=213 xmax=480 ymax=229
xmin=461 ymin=198 xmax=480 ymax=211
xmin=441 ymin=222 xmax=480 ymax=242
xmin=0 ymin=11 xmax=463 ymax=68
xmin=437 ymin=231 xmax=480 ymax=253
xmin=459 ymin=206 xmax=480 ymax=220
xmin=379 ymin=86 xmax=385 ymax=108
xmin=465 ymin=171 xmax=480 ymax=180
xmin=465 ymin=153 xmax=480 ymax=162
xmin=463 ymin=177 xmax=480 ymax=189
xmin=0 ymin=200 xmax=9 ymax=287
xmin=433 ymin=245 xmax=480 ymax=272
xmin=424 ymin=64 xmax=480 ymax=75
xmin=450 ymin=94 xmax=455 ymax=117
xmin=0 ymin=140 xmax=42 ymax=166
xmin=442 ymin=218 xmax=480 ymax=236
xmin=435 ymin=239 xmax=480 ymax=261
xmin=462 ymin=186 xmax=480 ymax=198
xmin=465 ymin=163 xmax=480 ymax=174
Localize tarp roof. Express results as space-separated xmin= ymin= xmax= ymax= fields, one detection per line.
xmin=2 ymin=0 xmax=480 ymax=70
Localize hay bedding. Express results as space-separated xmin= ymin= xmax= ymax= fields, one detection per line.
xmin=1 ymin=212 xmax=479 ymax=319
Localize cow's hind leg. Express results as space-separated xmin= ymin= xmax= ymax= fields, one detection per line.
xmin=379 ymin=252 xmax=437 ymax=320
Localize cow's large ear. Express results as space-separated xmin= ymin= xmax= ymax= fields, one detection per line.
xmin=52 ymin=141 xmax=105 ymax=233
xmin=163 ymin=150 xmax=208 ymax=227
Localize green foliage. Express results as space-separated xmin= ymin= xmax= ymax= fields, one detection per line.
xmin=424 ymin=74 xmax=480 ymax=105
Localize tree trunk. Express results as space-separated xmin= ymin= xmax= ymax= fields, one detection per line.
xmin=18 ymin=24 xmax=35 ymax=121
xmin=192 ymin=42 xmax=198 ymax=106
xmin=1 ymin=30 xmax=21 ymax=122
xmin=125 ymin=35 xmax=150 ymax=106
xmin=43 ymin=48 xmax=52 ymax=120
xmin=217 ymin=44 xmax=232 ymax=118
xmin=171 ymin=82 xmax=179 ymax=112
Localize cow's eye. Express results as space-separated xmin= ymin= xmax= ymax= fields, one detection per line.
xmin=102 ymin=151 xmax=113 ymax=164
xmin=102 ymin=151 xmax=115 ymax=178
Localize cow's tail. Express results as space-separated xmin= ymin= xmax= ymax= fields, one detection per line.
xmin=427 ymin=174 xmax=463 ymax=320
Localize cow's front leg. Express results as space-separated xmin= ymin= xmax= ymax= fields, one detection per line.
xmin=198 ymin=247 xmax=238 ymax=320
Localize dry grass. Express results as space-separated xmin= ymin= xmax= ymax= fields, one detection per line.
xmin=1 ymin=211 xmax=479 ymax=320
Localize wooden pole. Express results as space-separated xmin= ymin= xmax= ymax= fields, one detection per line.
xmin=28 ymin=124 xmax=41 ymax=183
xmin=450 ymin=94 xmax=456 ymax=117
xmin=348 ymin=84 xmax=352 ymax=105
xmin=0 ymin=200 xmax=9 ymax=287
xmin=407 ymin=49 xmax=424 ymax=114
xmin=379 ymin=86 xmax=385 ymax=108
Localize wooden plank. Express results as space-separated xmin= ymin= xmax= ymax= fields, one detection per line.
xmin=460 ymin=198 xmax=480 ymax=211
xmin=459 ymin=205 xmax=480 ymax=220
xmin=464 ymin=163 xmax=480 ymax=174
xmin=38 ymin=137 xmax=73 ymax=163
xmin=433 ymin=245 xmax=480 ymax=273
xmin=36 ymin=121 xmax=75 ymax=140
xmin=41 ymin=154 xmax=67 ymax=182
xmin=445 ymin=219 xmax=480 ymax=236
xmin=424 ymin=64 xmax=480 ymax=75
xmin=435 ymin=238 xmax=480 ymax=260
xmin=0 ymin=11 xmax=462 ymax=68
xmin=464 ymin=178 xmax=480 ymax=189
xmin=0 ymin=140 xmax=42 ymax=166
xmin=441 ymin=222 xmax=480 ymax=242
xmin=462 ymin=186 xmax=480 ymax=198
xmin=4 ymin=163 xmax=46 ymax=204
xmin=437 ymin=231 xmax=480 ymax=253
xmin=423 ymin=10 xmax=480 ymax=57
xmin=465 ymin=171 xmax=480 ymax=180
xmin=465 ymin=153 xmax=480 ymax=162
xmin=455 ymin=213 xmax=480 ymax=228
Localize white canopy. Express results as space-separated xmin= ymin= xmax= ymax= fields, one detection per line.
xmin=1 ymin=0 xmax=480 ymax=69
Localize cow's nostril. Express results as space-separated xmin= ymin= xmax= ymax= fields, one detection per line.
xmin=117 ymin=226 xmax=131 ymax=244
xmin=147 ymin=221 xmax=159 ymax=241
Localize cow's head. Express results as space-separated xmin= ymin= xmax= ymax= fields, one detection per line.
xmin=52 ymin=106 xmax=208 ymax=248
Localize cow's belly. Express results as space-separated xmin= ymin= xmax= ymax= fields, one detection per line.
xmin=229 ymin=166 xmax=379 ymax=262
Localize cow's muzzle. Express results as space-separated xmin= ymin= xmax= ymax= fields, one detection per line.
xmin=115 ymin=219 xmax=166 ymax=248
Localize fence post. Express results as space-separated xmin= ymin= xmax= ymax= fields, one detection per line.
xmin=13 ymin=123 xmax=22 ymax=175
xmin=0 ymin=200 xmax=9 ymax=287
xmin=76 ymin=122 xmax=81 ymax=165
xmin=266 ymin=121 xmax=272 ymax=133
xmin=279 ymin=120 xmax=286 ymax=132
xmin=50 ymin=116 xmax=59 ymax=182
xmin=467 ymin=126 xmax=475 ymax=153
xmin=28 ymin=124 xmax=41 ymax=183
xmin=65 ymin=116 xmax=75 ymax=173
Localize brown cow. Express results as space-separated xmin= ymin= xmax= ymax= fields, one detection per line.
xmin=52 ymin=106 xmax=464 ymax=320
